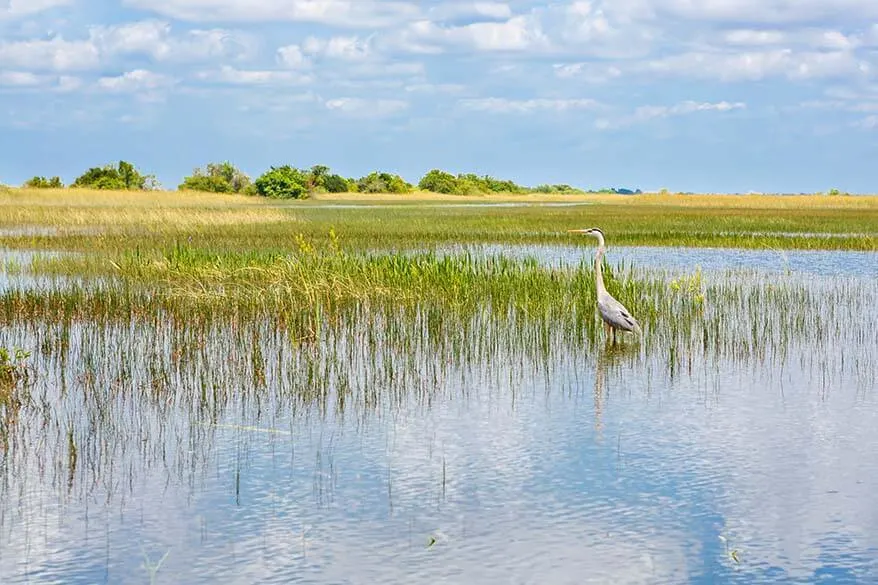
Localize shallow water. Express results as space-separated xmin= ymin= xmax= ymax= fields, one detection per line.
xmin=0 ymin=249 xmax=76 ymax=293
xmin=433 ymin=242 xmax=878 ymax=280
xmin=1 ymin=245 xmax=877 ymax=584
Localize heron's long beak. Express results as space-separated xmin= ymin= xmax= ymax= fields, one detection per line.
xmin=567 ymin=229 xmax=590 ymax=234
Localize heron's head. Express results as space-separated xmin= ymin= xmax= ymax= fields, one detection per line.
xmin=567 ymin=227 xmax=606 ymax=247
xmin=567 ymin=227 xmax=603 ymax=237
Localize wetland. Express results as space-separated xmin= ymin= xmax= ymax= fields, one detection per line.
xmin=1 ymin=189 xmax=877 ymax=584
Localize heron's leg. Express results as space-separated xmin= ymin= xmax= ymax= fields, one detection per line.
xmin=611 ymin=327 xmax=617 ymax=346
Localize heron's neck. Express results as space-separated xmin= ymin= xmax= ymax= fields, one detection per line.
xmin=594 ymin=245 xmax=608 ymax=296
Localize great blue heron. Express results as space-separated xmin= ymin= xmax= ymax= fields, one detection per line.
xmin=567 ymin=227 xmax=642 ymax=345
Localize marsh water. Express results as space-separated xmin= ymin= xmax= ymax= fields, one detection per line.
xmin=1 ymin=244 xmax=878 ymax=584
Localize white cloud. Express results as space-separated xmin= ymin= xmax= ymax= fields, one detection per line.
xmin=123 ymin=0 xmax=419 ymax=28
xmin=553 ymin=62 xmax=623 ymax=83
xmin=0 ymin=20 xmax=252 ymax=75
xmin=596 ymin=100 xmax=746 ymax=129
xmin=196 ymin=65 xmax=313 ymax=85
xmin=0 ymin=70 xmax=43 ymax=86
xmin=427 ymin=1 xmax=512 ymax=21
xmin=394 ymin=15 xmax=549 ymax=53
xmin=0 ymin=36 xmax=100 ymax=71
xmin=404 ymin=82 xmax=466 ymax=94
xmin=1 ymin=0 xmax=70 ymax=19
xmin=721 ymin=29 xmax=788 ymax=46
xmin=55 ymin=75 xmax=81 ymax=92
xmin=0 ymin=70 xmax=82 ymax=92
xmin=303 ymin=35 xmax=373 ymax=60
xmin=96 ymin=69 xmax=176 ymax=93
xmin=276 ymin=44 xmax=310 ymax=68
xmin=647 ymin=49 xmax=871 ymax=82
xmin=90 ymin=20 xmax=255 ymax=63
xmin=458 ymin=97 xmax=601 ymax=113
xmin=616 ymin=0 xmax=878 ymax=24
xmin=718 ymin=28 xmax=859 ymax=51
xmin=855 ymin=114 xmax=878 ymax=128
xmin=390 ymin=2 xmax=653 ymax=59
xmin=324 ymin=96 xmax=408 ymax=117
xmin=545 ymin=0 xmax=654 ymax=57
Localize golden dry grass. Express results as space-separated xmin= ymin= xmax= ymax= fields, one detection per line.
xmin=0 ymin=187 xmax=292 ymax=233
xmin=309 ymin=189 xmax=878 ymax=209
xmin=1 ymin=186 xmax=875 ymax=252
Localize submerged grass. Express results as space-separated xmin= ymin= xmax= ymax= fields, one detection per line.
xmin=3 ymin=241 xmax=659 ymax=337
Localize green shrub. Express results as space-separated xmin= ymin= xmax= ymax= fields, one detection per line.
xmin=322 ymin=174 xmax=351 ymax=193
xmin=418 ymin=169 xmax=459 ymax=194
xmin=179 ymin=162 xmax=252 ymax=194
xmin=254 ymin=165 xmax=308 ymax=199
xmin=356 ymin=172 xmax=413 ymax=194
xmin=72 ymin=160 xmax=157 ymax=190
xmin=23 ymin=176 xmax=63 ymax=189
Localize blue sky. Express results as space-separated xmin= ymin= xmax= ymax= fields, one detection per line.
xmin=1 ymin=0 xmax=877 ymax=193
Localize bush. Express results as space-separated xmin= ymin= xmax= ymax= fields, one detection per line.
xmin=72 ymin=160 xmax=157 ymax=191
xmin=356 ymin=172 xmax=413 ymax=194
xmin=179 ymin=162 xmax=252 ymax=194
xmin=418 ymin=169 xmax=458 ymax=194
xmin=254 ymin=165 xmax=308 ymax=199
xmin=23 ymin=176 xmax=63 ymax=189
xmin=322 ymin=174 xmax=351 ymax=193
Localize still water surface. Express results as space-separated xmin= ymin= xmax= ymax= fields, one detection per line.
xmin=1 ymin=245 xmax=877 ymax=584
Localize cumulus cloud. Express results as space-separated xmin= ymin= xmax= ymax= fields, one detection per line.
xmin=0 ymin=70 xmax=44 ymax=86
xmin=96 ymin=69 xmax=176 ymax=93
xmin=196 ymin=65 xmax=313 ymax=85
xmin=553 ymin=62 xmax=623 ymax=83
xmin=427 ymin=1 xmax=513 ymax=22
xmin=123 ymin=0 xmax=419 ymax=28
xmin=388 ymin=2 xmax=653 ymax=59
xmin=0 ymin=0 xmax=70 ymax=19
xmin=90 ymin=20 xmax=255 ymax=63
xmin=276 ymin=44 xmax=311 ymax=68
xmin=324 ymin=96 xmax=409 ymax=117
xmin=596 ymin=100 xmax=746 ymax=129
xmin=0 ymin=20 xmax=252 ymax=73
xmin=0 ymin=36 xmax=100 ymax=71
xmin=392 ymin=15 xmax=549 ymax=53
xmin=612 ymin=0 xmax=878 ymax=24
xmin=458 ymin=97 xmax=601 ymax=113
xmin=646 ymin=49 xmax=871 ymax=82
xmin=302 ymin=35 xmax=373 ymax=60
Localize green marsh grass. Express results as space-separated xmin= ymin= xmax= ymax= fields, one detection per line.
xmin=1 ymin=265 xmax=874 ymax=507
xmin=2 ymin=188 xmax=876 ymax=580
xmin=1 ymin=189 xmax=876 ymax=512
xmin=1 ymin=188 xmax=876 ymax=253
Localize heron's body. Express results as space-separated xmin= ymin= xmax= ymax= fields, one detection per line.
xmin=568 ymin=227 xmax=642 ymax=344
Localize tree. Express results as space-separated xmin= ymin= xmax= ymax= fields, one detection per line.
xmin=254 ymin=165 xmax=308 ymax=199
xmin=71 ymin=161 xmax=156 ymax=190
xmin=23 ymin=176 xmax=63 ymax=189
xmin=355 ymin=171 xmax=413 ymax=194
xmin=418 ymin=169 xmax=458 ymax=194
xmin=179 ymin=161 xmax=252 ymax=193
xmin=305 ymin=165 xmax=329 ymax=191
xmin=322 ymin=174 xmax=351 ymax=193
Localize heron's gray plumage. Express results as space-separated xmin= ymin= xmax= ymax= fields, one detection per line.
xmin=567 ymin=226 xmax=642 ymax=343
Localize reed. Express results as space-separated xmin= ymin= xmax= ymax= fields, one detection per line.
xmin=1 ymin=188 xmax=875 ymax=252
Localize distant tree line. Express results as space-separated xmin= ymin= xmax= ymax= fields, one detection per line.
xmin=19 ymin=160 xmax=643 ymax=198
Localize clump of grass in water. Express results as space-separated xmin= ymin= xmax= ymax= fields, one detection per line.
xmin=0 ymin=347 xmax=33 ymax=451
xmin=0 ymin=347 xmax=31 ymax=394
xmin=12 ymin=235 xmax=662 ymax=333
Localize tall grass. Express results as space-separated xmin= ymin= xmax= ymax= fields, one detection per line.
xmin=1 ymin=188 xmax=875 ymax=252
